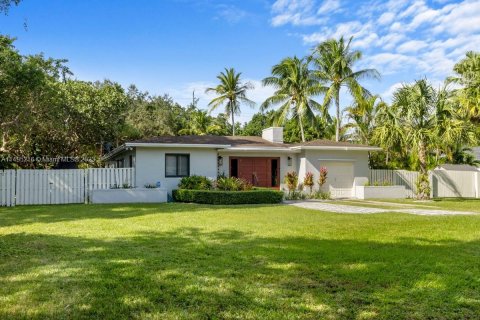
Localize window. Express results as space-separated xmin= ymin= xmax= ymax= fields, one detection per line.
xmin=165 ymin=154 xmax=190 ymax=177
xmin=129 ymin=155 xmax=134 ymax=168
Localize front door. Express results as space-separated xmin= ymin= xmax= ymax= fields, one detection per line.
xmin=230 ymin=157 xmax=280 ymax=188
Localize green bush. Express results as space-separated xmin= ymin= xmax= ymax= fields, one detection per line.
xmin=178 ymin=175 xmax=212 ymax=190
xmin=173 ymin=189 xmax=284 ymax=205
xmin=215 ymin=176 xmax=252 ymax=191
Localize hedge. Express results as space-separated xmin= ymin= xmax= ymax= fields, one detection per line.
xmin=172 ymin=189 xmax=284 ymax=205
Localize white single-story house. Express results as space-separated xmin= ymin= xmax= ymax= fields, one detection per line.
xmin=103 ymin=127 xmax=381 ymax=197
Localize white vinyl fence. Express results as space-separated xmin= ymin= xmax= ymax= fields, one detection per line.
xmin=0 ymin=168 xmax=135 ymax=206
xmin=0 ymin=170 xmax=15 ymax=207
xmin=369 ymin=169 xmax=480 ymax=198
xmin=431 ymin=170 xmax=479 ymax=198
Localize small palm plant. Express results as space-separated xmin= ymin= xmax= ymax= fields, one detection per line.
xmin=304 ymin=172 xmax=314 ymax=194
xmin=284 ymin=171 xmax=298 ymax=194
xmin=317 ymin=167 xmax=328 ymax=190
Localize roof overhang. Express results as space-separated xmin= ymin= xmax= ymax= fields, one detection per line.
xmin=290 ymin=146 xmax=382 ymax=151
xmin=125 ymin=142 xmax=231 ymax=149
xmin=219 ymin=147 xmax=299 ymax=153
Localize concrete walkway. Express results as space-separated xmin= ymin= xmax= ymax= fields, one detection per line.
xmin=285 ymin=200 xmax=477 ymax=216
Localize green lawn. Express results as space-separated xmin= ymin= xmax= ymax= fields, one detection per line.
xmin=1 ymin=204 xmax=480 ymax=319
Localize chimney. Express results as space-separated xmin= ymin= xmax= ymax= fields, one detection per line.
xmin=262 ymin=127 xmax=284 ymax=144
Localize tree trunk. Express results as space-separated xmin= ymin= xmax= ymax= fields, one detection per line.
xmin=335 ymin=93 xmax=340 ymax=142
xmin=299 ymin=118 xmax=305 ymax=142
xmin=231 ymin=111 xmax=235 ymax=136
xmin=418 ymin=140 xmax=427 ymax=175
xmin=417 ymin=140 xmax=430 ymax=200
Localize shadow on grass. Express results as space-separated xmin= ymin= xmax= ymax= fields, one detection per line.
xmin=0 ymin=203 xmax=283 ymax=227
xmin=1 ymin=228 xmax=480 ymax=319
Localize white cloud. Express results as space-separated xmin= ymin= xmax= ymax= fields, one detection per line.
xmin=396 ymin=40 xmax=428 ymax=53
xmin=285 ymin=0 xmax=480 ymax=82
xmin=363 ymin=53 xmax=423 ymax=74
xmin=432 ymin=0 xmax=480 ymax=35
xmin=317 ymin=0 xmax=341 ymax=14
xmin=381 ymin=82 xmax=404 ymax=101
xmin=215 ymin=5 xmax=249 ymax=24
xmin=378 ymin=12 xmax=395 ymax=25
xmin=271 ymin=0 xmax=324 ymax=26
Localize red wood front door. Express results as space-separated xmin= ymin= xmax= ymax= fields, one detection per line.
xmin=231 ymin=157 xmax=279 ymax=188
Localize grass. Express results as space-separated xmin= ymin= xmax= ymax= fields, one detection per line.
xmin=336 ymin=198 xmax=480 ymax=213
xmin=1 ymin=203 xmax=480 ymax=319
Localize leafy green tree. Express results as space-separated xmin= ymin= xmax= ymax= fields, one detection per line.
xmin=126 ymin=93 xmax=184 ymax=138
xmin=261 ymin=56 xmax=325 ymax=142
xmin=240 ymin=111 xmax=275 ymax=136
xmin=206 ymin=68 xmax=255 ymax=136
xmin=310 ymin=36 xmax=380 ymax=141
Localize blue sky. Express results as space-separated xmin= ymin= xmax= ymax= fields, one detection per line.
xmin=2 ymin=0 xmax=479 ymax=123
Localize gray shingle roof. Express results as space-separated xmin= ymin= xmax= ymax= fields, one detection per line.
xmin=127 ymin=135 xmax=377 ymax=149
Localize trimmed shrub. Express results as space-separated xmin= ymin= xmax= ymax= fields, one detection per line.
xmin=173 ymin=189 xmax=284 ymax=205
xmin=178 ymin=175 xmax=212 ymax=190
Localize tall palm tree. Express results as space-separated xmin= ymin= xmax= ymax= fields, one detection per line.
xmin=261 ymin=56 xmax=326 ymax=142
xmin=310 ymin=36 xmax=380 ymax=142
xmin=205 ymin=68 xmax=254 ymax=136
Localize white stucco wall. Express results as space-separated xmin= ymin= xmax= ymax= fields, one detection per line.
xmin=135 ymin=147 xmax=218 ymax=193
xmin=299 ymin=150 xmax=370 ymax=190
xmin=218 ymin=151 xmax=297 ymax=190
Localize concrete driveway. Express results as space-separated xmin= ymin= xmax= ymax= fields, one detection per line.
xmin=285 ymin=200 xmax=477 ymax=216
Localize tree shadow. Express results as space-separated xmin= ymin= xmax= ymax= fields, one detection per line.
xmin=0 ymin=203 xmax=283 ymax=227
xmin=1 ymin=228 xmax=479 ymax=319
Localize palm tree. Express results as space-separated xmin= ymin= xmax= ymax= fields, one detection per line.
xmin=261 ymin=56 xmax=326 ymax=142
xmin=205 ymin=68 xmax=255 ymax=136
xmin=310 ymin=36 xmax=380 ymax=141
xmin=345 ymin=95 xmax=385 ymax=145
xmin=448 ymin=51 xmax=480 ymax=123
xmin=371 ymin=103 xmax=404 ymax=165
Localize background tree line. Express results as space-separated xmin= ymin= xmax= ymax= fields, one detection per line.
xmin=1 ymin=35 xmax=479 ymax=176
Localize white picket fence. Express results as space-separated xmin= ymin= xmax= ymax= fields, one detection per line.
xmin=369 ymin=169 xmax=480 ymax=198
xmin=0 ymin=168 xmax=135 ymax=206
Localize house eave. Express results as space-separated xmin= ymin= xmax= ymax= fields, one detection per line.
xmin=102 ymin=145 xmax=130 ymax=161
xmin=290 ymin=146 xmax=382 ymax=151
xmin=125 ymin=143 xmax=232 ymax=149
xmin=220 ymin=147 xmax=300 ymax=153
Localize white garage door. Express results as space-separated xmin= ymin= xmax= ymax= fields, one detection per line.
xmin=320 ymin=161 xmax=354 ymax=188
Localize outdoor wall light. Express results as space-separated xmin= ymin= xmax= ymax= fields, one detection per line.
xmin=217 ymin=156 xmax=223 ymax=166
xmin=287 ymin=156 xmax=292 ymax=166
